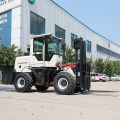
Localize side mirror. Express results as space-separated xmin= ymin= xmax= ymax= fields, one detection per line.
xmin=27 ymin=48 xmax=30 ymax=52
xmin=27 ymin=44 xmax=30 ymax=52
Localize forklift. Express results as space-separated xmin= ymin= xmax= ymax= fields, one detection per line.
xmin=2 ymin=33 xmax=90 ymax=95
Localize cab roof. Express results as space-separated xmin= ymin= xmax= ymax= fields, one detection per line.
xmin=30 ymin=33 xmax=63 ymax=41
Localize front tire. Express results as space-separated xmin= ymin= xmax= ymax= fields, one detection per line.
xmin=14 ymin=73 xmax=33 ymax=92
xmin=54 ymin=72 xmax=76 ymax=95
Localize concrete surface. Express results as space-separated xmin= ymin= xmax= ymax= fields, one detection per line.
xmin=0 ymin=82 xmax=120 ymax=120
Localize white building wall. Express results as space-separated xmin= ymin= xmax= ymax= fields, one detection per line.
xmin=0 ymin=0 xmax=120 ymax=61
xmin=0 ymin=0 xmax=22 ymax=48
xmin=0 ymin=0 xmax=22 ymax=13
xmin=21 ymin=0 xmax=120 ymax=61
xmin=11 ymin=6 xmax=22 ymax=48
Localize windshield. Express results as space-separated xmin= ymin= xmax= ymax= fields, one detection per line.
xmin=33 ymin=36 xmax=62 ymax=61
xmin=45 ymin=36 xmax=62 ymax=61
xmin=46 ymin=36 xmax=62 ymax=55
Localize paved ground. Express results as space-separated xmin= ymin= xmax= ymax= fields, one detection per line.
xmin=0 ymin=82 xmax=120 ymax=120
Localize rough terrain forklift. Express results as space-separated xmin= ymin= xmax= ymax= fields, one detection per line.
xmin=2 ymin=33 xmax=90 ymax=95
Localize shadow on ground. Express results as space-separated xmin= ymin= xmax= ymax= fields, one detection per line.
xmin=0 ymin=85 xmax=119 ymax=97
xmin=80 ymin=90 xmax=119 ymax=97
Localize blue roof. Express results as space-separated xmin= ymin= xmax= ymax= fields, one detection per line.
xmin=51 ymin=0 xmax=120 ymax=47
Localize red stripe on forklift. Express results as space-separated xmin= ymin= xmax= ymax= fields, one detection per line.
xmin=61 ymin=63 xmax=73 ymax=68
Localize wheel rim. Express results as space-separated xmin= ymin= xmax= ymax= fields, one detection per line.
xmin=58 ymin=78 xmax=68 ymax=90
xmin=17 ymin=78 xmax=25 ymax=88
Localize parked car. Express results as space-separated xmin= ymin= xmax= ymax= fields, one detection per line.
xmin=118 ymin=75 xmax=120 ymax=81
xmin=110 ymin=75 xmax=120 ymax=81
xmin=90 ymin=73 xmax=99 ymax=82
xmin=90 ymin=73 xmax=107 ymax=82
xmin=99 ymin=74 xmax=109 ymax=82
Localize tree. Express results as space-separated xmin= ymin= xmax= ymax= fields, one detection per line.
xmin=86 ymin=55 xmax=93 ymax=72
xmin=62 ymin=43 xmax=75 ymax=64
xmin=117 ymin=62 xmax=120 ymax=75
xmin=104 ymin=59 xmax=114 ymax=77
xmin=0 ymin=44 xmax=23 ymax=72
xmin=113 ymin=61 xmax=120 ymax=75
xmin=93 ymin=58 xmax=104 ymax=73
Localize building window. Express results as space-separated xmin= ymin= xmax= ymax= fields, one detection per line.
xmin=55 ymin=25 xmax=65 ymax=42
xmin=86 ymin=40 xmax=92 ymax=52
xmin=0 ymin=11 xmax=12 ymax=47
xmin=97 ymin=45 xmax=120 ymax=59
xmin=71 ymin=33 xmax=77 ymax=45
xmin=30 ymin=12 xmax=45 ymax=35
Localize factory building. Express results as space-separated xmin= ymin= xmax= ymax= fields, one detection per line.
xmin=0 ymin=0 xmax=120 ymax=61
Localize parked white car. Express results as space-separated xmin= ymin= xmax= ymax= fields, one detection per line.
xmin=110 ymin=75 xmax=120 ymax=81
xmin=118 ymin=75 xmax=120 ymax=81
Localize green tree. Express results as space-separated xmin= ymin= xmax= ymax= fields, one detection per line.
xmin=0 ymin=44 xmax=23 ymax=72
xmin=112 ymin=61 xmax=120 ymax=75
xmin=86 ymin=55 xmax=93 ymax=72
xmin=62 ymin=43 xmax=75 ymax=64
xmin=104 ymin=59 xmax=114 ymax=77
xmin=118 ymin=62 xmax=120 ymax=75
xmin=93 ymin=58 xmax=104 ymax=73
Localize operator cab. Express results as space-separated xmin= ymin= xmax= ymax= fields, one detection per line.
xmin=29 ymin=33 xmax=63 ymax=66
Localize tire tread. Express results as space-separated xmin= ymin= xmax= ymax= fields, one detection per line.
xmin=14 ymin=73 xmax=33 ymax=92
xmin=54 ymin=71 xmax=76 ymax=95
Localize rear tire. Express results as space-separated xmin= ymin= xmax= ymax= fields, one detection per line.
xmin=14 ymin=73 xmax=33 ymax=92
xmin=54 ymin=72 xmax=76 ymax=95
xmin=35 ymin=85 xmax=48 ymax=91
xmin=99 ymin=79 xmax=103 ymax=82
xmin=102 ymin=80 xmax=106 ymax=82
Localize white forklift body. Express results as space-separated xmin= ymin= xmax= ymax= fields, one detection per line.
xmin=15 ymin=33 xmax=63 ymax=72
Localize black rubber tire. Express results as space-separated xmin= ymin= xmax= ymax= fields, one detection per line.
xmin=14 ymin=73 xmax=33 ymax=92
xmin=100 ymin=79 xmax=106 ymax=82
xmin=35 ymin=85 xmax=48 ymax=91
xmin=99 ymin=79 xmax=103 ymax=82
xmin=54 ymin=72 xmax=76 ymax=95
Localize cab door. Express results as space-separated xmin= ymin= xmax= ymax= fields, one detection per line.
xmin=33 ymin=37 xmax=44 ymax=67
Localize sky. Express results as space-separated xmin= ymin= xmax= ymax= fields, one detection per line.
xmin=52 ymin=0 xmax=120 ymax=46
